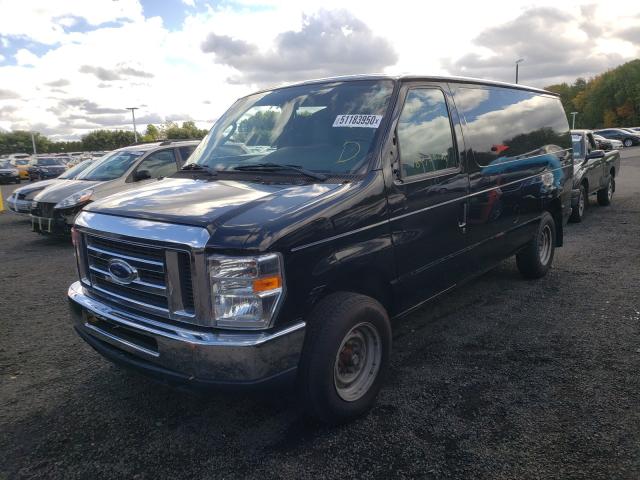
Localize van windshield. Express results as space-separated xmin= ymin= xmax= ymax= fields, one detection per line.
xmin=78 ymin=150 xmax=145 ymax=181
xmin=187 ymin=80 xmax=394 ymax=176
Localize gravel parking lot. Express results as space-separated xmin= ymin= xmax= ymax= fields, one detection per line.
xmin=1 ymin=149 xmax=639 ymax=480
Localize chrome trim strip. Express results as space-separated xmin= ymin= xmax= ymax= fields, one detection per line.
xmin=92 ymin=284 xmax=169 ymax=314
xmin=165 ymin=250 xmax=189 ymax=318
xmin=75 ymin=212 xmax=211 ymax=250
xmin=89 ymin=266 xmax=166 ymax=294
xmin=87 ymin=244 xmax=165 ymax=267
xmin=69 ymin=281 xmax=305 ymax=347
xmin=290 ymin=219 xmax=390 ymax=252
xmin=291 ymin=166 xmax=566 ymax=252
xmin=84 ymin=322 xmax=160 ymax=358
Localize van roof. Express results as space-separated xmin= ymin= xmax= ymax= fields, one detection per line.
xmin=250 ymin=74 xmax=557 ymax=97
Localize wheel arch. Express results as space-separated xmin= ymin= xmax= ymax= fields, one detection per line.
xmin=320 ymin=266 xmax=395 ymax=315
xmin=546 ymin=197 xmax=563 ymax=247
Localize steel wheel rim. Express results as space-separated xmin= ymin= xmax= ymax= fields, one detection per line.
xmin=538 ymin=224 xmax=552 ymax=265
xmin=334 ymin=322 xmax=382 ymax=402
xmin=578 ymin=190 xmax=585 ymax=216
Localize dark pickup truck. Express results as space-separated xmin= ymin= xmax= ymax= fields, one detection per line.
xmin=570 ymin=129 xmax=620 ymax=222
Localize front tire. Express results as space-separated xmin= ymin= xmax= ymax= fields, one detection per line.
xmin=597 ymin=176 xmax=614 ymax=206
xmin=516 ymin=211 xmax=556 ymax=279
xmin=298 ymin=292 xmax=391 ymax=424
xmin=569 ymin=185 xmax=586 ymax=223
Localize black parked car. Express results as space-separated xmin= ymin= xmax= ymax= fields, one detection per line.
xmin=68 ymin=75 xmax=573 ymax=423
xmin=569 ymin=130 xmax=620 ymax=222
xmin=27 ymin=157 xmax=67 ymax=181
xmin=594 ymin=128 xmax=640 ymax=147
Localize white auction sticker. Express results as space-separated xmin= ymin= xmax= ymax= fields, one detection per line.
xmin=333 ymin=114 xmax=383 ymax=128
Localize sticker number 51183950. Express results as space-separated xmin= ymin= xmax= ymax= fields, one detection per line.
xmin=333 ymin=114 xmax=383 ymax=128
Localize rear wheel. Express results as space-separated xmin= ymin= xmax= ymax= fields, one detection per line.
xmin=298 ymin=292 xmax=391 ymax=424
xmin=623 ymin=138 xmax=633 ymax=147
xmin=516 ymin=211 xmax=556 ymax=279
xmin=569 ymin=184 xmax=586 ymax=223
xmin=597 ymin=176 xmax=614 ymax=206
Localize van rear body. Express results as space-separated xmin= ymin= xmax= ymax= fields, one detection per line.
xmin=68 ymin=75 xmax=572 ymax=422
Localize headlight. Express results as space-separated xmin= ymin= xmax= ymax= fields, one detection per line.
xmin=208 ymin=253 xmax=284 ymax=329
xmin=55 ymin=189 xmax=93 ymax=209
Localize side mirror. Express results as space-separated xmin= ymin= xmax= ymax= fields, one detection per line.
xmin=586 ymin=150 xmax=605 ymax=160
xmin=134 ymin=169 xmax=151 ymax=181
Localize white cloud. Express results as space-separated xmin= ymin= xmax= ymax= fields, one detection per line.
xmin=14 ymin=48 xmax=39 ymax=66
xmin=0 ymin=0 xmax=638 ymax=140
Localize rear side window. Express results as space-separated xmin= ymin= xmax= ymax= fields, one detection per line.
xmin=397 ymin=88 xmax=457 ymax=178
xmin=452 ymin=86 xmax=571 ymax=167
xmin=136 ymin=149 xmax=178 ymax=178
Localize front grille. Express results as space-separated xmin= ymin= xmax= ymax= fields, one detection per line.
xmin=33 ymin=202 xmax=56 ymax=218
xmin=83 ymin=234 xmax=195 ymax=319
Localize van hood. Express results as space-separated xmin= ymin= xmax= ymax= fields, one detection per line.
xmin=33 ymin=179 xmax=101 ymax=203
xmin=85 ymin=177 xmax=346 ymax=248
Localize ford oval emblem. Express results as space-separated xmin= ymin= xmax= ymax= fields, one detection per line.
xmin=107 ymin=258 xmax=138 ymax=285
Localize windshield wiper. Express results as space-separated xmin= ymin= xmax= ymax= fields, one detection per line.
xmin=178 ymin=163 xmax=217 ymax=176
xmin=232 ymin=163 xmax=327 ymax=181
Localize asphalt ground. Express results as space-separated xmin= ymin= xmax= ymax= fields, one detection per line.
xmin=1 ymin=149 xmax=639 ymax=479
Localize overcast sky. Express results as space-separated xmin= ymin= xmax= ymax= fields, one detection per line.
xmin=0 ymin=0 xmax=638 ymax=140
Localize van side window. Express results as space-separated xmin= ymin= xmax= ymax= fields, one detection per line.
xmin=137 ymin=149 xmax=178 ymax=178
xmin=452 ymin=86 xmax=571 ymax=166
xmin=397 ymin=88 xmax=457 ymax=178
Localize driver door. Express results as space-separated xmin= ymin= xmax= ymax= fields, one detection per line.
xmin=130 ymin=149 xmax=180 ymax=185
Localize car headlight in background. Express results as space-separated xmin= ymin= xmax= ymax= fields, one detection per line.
xmin=208 ymin=253 xmax=285 ymax=329
xmin=55 ymin=189 xmax=94 ymax=209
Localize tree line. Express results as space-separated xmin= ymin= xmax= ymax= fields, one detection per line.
xmin=0 ymin=121 xmax=209 ymax=155
xmin=2 ymin=59 xmax=639 ymax=155
xmin=545 ymin=59 xmax=640 ymax=129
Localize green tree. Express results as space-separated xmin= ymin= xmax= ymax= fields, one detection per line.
xmin=545 ymin=59 xmax=640 ymax=128
xmin=142 ymin=124 xmax=160 ymax=142
xmin=81 ymin=130 xmax=136 ymax=150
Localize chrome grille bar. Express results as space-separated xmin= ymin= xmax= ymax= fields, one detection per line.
xmin=83 ymin=234 xmax=195 ymax=320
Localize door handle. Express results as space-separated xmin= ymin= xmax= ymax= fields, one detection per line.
xmin=458 ymin=202 xmax=467 ymax=233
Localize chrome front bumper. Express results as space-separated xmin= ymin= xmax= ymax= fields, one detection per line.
xmin=68 ymin=281 xmax=306 ymax=386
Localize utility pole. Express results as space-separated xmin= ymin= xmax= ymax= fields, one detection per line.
xmin=571 ymin=112 xmax=578 ymax=129
xmin=126 ymin=107 xmax=139 ymax=142
xmin=31 ymin=131 xmax=37 ymax=155
xmin=515 ymin=58 xmax=524 ymax=84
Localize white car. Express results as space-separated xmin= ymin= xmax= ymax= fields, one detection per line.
xmin=593 ymin=134 xmax=623 ymax=150
xmin=30 ymin=140 xmax=199 ymax=234
xmin=5 ymin=159 xmax=98 ymax=215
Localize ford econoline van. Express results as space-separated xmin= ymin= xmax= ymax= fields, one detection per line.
xmin=68 ymin=75 xmax=573 ymax=423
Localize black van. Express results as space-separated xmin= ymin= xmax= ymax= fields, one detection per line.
xmin=68 ymin=75 xmax=573 ymax=423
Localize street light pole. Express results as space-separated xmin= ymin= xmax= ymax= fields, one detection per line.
xmin=515 ymin=58 xmax=524 ymax=84
xmin=31 ymin=131 xmax=37 ymax=155
xmin=126 ymin=107 xmax=139 ymax=143
xmin=570 ymin=112 xmax=578 ymax=129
